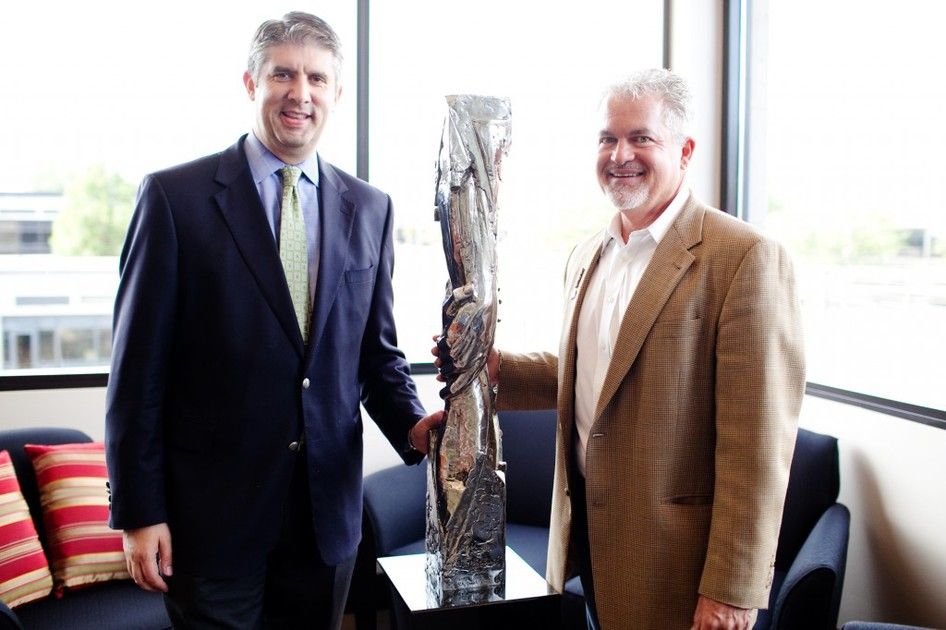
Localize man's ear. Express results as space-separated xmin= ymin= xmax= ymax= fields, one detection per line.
xmin=680 ymin=137 xmax=696 ymax=170
xmin=243 ymin=71 xmax=256 ymax=100
xmin=334 ymin=83 xmax=343 ymax=108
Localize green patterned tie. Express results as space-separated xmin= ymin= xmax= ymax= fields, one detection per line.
xmin=278 ymin=166 xmax=310 ymax=343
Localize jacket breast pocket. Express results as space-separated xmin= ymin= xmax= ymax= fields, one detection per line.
xmin=345 ymin=266 xmax=375 ymax=286
xmin=665 ymin=493 xmax=713 ymax=506
xmin=338 ymin=266 xmax=375 ymax=333
xmin=649 ymin=316 xmax=702 ymax=339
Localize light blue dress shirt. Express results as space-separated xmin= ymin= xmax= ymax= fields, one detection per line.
xmin=244 ymin=132 xmax=321 ymax=304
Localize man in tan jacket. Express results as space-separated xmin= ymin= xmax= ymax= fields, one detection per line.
xmin=441 ymin=69 xmax=805 ymax=629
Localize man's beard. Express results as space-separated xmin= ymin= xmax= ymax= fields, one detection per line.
xmin=604 ymin=180 xmax=651 ymax=211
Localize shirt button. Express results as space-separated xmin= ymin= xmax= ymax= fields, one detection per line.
xmin=288 ymin=441 xmax=301 ymax=452
xmin=302 ymin=378 xmax=310 ymax=389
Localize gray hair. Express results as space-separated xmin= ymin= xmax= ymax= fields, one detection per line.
xmin=603 ymin=68 xmax=692 ymax=141
xmin=247 ymin=12 xmax=343 ymax=82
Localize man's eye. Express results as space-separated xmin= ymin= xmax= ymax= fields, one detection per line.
xmin=273 ymin=72 xmax=290 ymax=80
xmin=599 ymin=137 xmax=615 ymax=145
xmin=635 ymin=136 xmax=654 ymax=144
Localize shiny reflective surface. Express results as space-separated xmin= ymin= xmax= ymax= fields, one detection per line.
xmin=427 ymin=95 xmax=511 ymax=600
xmin=378 ymin=547 xmax=557 ymax=612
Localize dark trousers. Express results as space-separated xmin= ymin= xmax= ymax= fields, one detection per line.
xmin=570 ymin=476 xmax=601 ymax=630
xmin=164 ymin=454 xmax=356 ymax=630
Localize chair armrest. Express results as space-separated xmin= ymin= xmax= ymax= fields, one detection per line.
xmin=772 ymin=502 xmax=850 ymax=630
xmin=0 ymin=600 xmax=24 ymax=630
xmin=362 ymin=462 xmax=427 ymax=556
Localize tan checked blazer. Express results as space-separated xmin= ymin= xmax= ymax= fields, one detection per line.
xmin=497 ymin=194 xmax=805 ymax=629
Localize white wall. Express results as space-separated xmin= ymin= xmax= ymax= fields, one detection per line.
xmin=800 ymin=397 xmax=946 ymax=627
xmin=0 ymin=387 xmax=107 ymax=439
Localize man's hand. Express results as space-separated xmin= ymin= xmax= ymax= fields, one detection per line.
xmin=691 ymin=595 xmax=753 ymax=630
xmin=485 ymin=347 xmax=499 ymax=386
xmin=409 ymin=410 xmax=445 ymax=455
xmin=123 ymin=523 xmax=172 ymax=592
xmin=431 ymin=335 xmax=499 ymax=386
xmin=431 ymin=335 xmax=446 ymax=382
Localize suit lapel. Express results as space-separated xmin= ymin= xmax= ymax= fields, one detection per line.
xmin=308 ymin=161 xmax=353 ymax=354
xmin=559 ymin=238 xmax=603 ymax=436
xmin=593 ymin=197 xmax=705 ymax=422
xmin=213 ymin=138 xmax=304 ymax=357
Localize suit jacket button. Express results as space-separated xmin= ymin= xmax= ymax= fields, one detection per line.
xmin=302 ymin=378 xmax=310 ymax=389
xmin=288 ymin=441 xmax=301 ymax=452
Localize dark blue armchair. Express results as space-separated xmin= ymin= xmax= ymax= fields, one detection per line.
xmin=754 ymin=428 xmax=850 ymax=630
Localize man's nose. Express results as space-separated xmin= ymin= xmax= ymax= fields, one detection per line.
xmin=287 ymin=76 xmax=311 ymax=103
xmin=612 ymin=139 xmax=635 ymax=164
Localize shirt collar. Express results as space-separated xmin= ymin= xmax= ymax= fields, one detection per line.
xmin=244 ymin=131 xmax=321 ymax=187
xmin=600 ymin=183 xmax=690 ymax=252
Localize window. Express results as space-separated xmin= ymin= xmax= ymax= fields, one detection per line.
xmin=370 ymin=1 xmax=665 ymax=361
xmin=0 ymin=1 xmax=356 ymax=377
xmin=746 ymin=0 xmax=946 ymax=412
xmin=1 ymin=2 xmax=665 ymax=379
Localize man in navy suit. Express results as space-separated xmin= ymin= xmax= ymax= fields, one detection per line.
xmin=105 ymin=12 xmax=442 ymax=628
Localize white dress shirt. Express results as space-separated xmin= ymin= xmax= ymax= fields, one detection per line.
xmin=573 ymin=187 xmax=689 ymax=475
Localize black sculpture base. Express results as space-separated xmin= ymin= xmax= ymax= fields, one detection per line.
xmin=377 ymin=547 xmax=561 ymax=630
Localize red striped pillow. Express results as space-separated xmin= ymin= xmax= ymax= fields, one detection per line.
xmin=24 ymin=442 xmax=129 ymax=593
xmin=0 ymin=450 xmax=54 ymax=608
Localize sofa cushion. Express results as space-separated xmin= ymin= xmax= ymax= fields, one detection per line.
xmin=0 ymin=450 xmax=54 ymax=608
xmin=0 ymin=428 xmax=92 ymax=553
xmin=23 ymin=442 xmax=129 ymax=593
xmin=753 ymin=569 xmax=786 ymax=629
xmin=388 ymin=539 xmax=425 ymax=556
xmin=12 ymin=579 xmax=170 ymax=630
xmin=506 ymin=522 xmax=550 ymax=576
xmin=500 ymin=410 xmax=556 ymax=528
xmin=775 ymin=429 xmax=839 ymax=570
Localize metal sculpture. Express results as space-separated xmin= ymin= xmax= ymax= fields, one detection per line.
xmin=427 ymin=94 xmax=511 ymax=604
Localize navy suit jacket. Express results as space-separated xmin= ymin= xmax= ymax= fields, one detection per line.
xmin=105 ymin=136 xmax=425 ymax=576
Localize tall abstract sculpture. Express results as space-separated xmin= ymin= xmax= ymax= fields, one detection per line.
xmin=427 ymin=95 xmax=512 ymax=603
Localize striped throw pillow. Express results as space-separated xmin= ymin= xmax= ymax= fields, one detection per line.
xmin=24 ymin=442 xmax=129 ymax=593
xmin=0 ymin=450 xmax=54 ymax=608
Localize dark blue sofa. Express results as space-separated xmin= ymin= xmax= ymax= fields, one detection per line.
xmin=0 ymin=427 xmax=170 ymax=630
